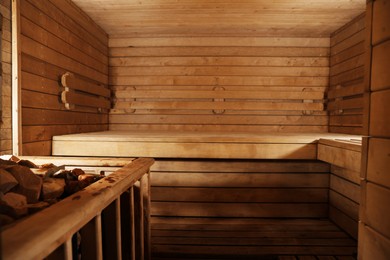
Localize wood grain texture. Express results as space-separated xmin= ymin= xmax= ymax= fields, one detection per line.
xmin=19 ymin=0 xmax=109 ymax=155
xmin=109 ymin=37 xmax=329 ymax=133
xmin=72 ymin=0 xmax=365 ymax=37
xmin=1 ymin=0 xmax=12 ymax=154
xmin=329 ymin=14 xmax=365 ymax=135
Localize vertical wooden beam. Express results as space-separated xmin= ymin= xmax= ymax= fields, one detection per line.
xmin=11 ymin=0 xmax=22 ymax=155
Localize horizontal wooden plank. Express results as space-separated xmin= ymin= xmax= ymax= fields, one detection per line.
xmin=20 ymin=0 xmax=108 ymax=65
xmin=47 ymin=0 xmax=107 ymax=46
xmin=327 ymin=96 xmax=364 ymax=111
xmin=152 ymin=187 xmax=328 ymax=203
xmin=52 ymin=131 xmax=357 ymax=143
xmin=151 ymin=202 xmax=328 ymax=218
xmin=328 ymin=126 xmax=363 ymax=135
xmin=62 ymin=91 xmax=111 ymax=109
xmin=52 ymin=141 xmax=318 ymax=159
xmin=152 ymin=236 xmax=354 ymax=246
xmin=329 ymin=191 xmax=359 ymax=221
xmin=151 ymin=172 xmax=328 ymax=188
xmin=22 ymin=125 xmax=108 ymax=143
xmin=327 ymin=82 xmax=364 ymax=99
xmin=110 ymin=56 xmax=329 ymax=67
xmin=151 ymin=228 xmax=349 ymax=239
xmin=151 ymin=244 xmax=355 ymax=256
xmin=21 ymin=71 xmax=61 ymax=95
xmin=151 ymin=159 xmax=330 ymax=173
xmin=329 ymin=115 xmax=363 ymax=127
xmin=20 ymin=15 xmax=107 ymax=74
xmin=318 ymin=139 xmax=362 ymax=152
xmin=24 ymin=0 xmax=107 ymax=55
xmin=22 ymin=141 xmax=52 ymax=156
xmin=114 ymin=101 xmax=324 ymax=111
xmin=22 ymin=108 xmax=108 ymax=125
xmin=110 ymin=124 xmax=329 ymax=133
xmin=110 ymin=66 xmax=329 ymax=77
xmin=115 ymin=90 xmax=325 ymax=100
xmin=330 ymin=53 xmax=365 ymax=77
xmin=331 ymin=13 xmax=365 ymax=47
xmin=61 ymin=72 xmax=110 ymax=97
xmin=329 ymin=206 xmax=358 ymax=239
xmin=317 ymin=143 xmax=361 ymax=172
xmin=110 ymin=114 xmax=328 ymax=126
xmin=109 ymin=46 xmax=330 ymax=57
xmin=21 ymin=35 xmax=108 ymax=84
xmin=330 ymin=66 xmax=364 ymax=86
xmin=330 ymin=175 xmax=360 ymax=203
xmin=331 ymin=29 xmax=365 ymax=56
xmin=110 ymin=75 xmax=329 ymax=86
xmin=109 ymin=37 xmax=330 ymax=48
xmin=330 ymin=41 xmax=364 ymax=66
xmin=331 ymin=165 xmax=360 ymax=185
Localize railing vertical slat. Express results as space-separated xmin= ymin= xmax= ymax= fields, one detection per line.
xmin=95 ymin=214 xmax=103 ymax=260
xmin=115 ymin=198 xmax=123 ymax=260
xmin=102 ymin=201 xmax=120 ymax=259
xmin=130 ymin=186 xmax=136 ymax=260
xmin=80 ymin=213 xmax=103 ymax=260
xmin=134 ymin=180 xmax=145 ymax=260
xmin=64 ymin=238 xmax=73 ymax=260
xmin=142 ymin=172 xmax=151 ymax=260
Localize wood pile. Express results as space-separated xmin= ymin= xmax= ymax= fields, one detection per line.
xmin=0 ymin=156 xmax=103 ymax=226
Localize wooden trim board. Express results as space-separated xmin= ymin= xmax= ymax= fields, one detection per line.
xmin=52 ymin=131 xmax=361 ymax=159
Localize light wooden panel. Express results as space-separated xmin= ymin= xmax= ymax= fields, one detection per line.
xmin=19 ymin=0 xmax=109 ymax=155
xmin=72 ymin=0 xmax=365 ymax=37
xmin=109 ymin=37 xmax=329 ymax=133
xmin=328 ymin=13 xmax=366 ymax=135
xmin=0 ymin=0 xmax=12 ymax=154
xmin=149 ymin=159 xmax=358 ymax=257
xmin=150 ymin=159 xmax=329 ymax=219
xmin=318 ymin=138 xmax=361 ymax=239
xmin=359 ymin=1 xmax=390 ymax=259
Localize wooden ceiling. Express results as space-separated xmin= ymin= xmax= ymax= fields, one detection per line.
xmin=72 ymin=0 xmax=366 ymax=37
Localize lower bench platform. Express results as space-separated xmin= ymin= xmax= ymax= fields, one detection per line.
xmin=151 ymin=217 xmax=357 ymax=259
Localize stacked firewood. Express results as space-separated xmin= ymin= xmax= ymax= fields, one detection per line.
xmin=0 ymin=156 xmax=103 ymax=226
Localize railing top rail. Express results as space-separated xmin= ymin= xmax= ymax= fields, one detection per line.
xmin=1 ymin=157 xmax=154 ymax=260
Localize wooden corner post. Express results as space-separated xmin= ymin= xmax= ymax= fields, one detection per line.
xmin=11 ymin=0 xmax=22 ymax=155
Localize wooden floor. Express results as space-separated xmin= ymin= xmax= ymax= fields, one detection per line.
xmin=151 ymin=218 xmax=357 ymax=260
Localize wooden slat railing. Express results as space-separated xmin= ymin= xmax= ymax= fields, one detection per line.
xmin=1 ymin=157 xmax=154 ymax=260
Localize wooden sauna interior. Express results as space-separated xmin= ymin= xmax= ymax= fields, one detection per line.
xmin=1 ymin=0 xmax=390 ymax=259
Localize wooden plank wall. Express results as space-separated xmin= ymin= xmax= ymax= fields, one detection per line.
xmin=150 ymin=160 xmax=330 ymax=219
xmin=109 ymin=37 xmax=330 ymax=133
xmin=19 ymin=0 xmax=109 ymax=155
xmin=0 ymin=0 xmax=12 ymax=154
xmin=317 ymin=139 xmax=361 ymax=239
xmin=328 ymin=13 xmax=366 ymax=135
xmin=149 ymin=159 xmax=341 ymax=256
xmin=359 ymin=0 xmax=390 ymax=259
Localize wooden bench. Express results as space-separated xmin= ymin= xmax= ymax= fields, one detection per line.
xmin=52 ymin=131 xmax=360 ymax=159
xmin=51 ymin=131 xmax=362 ymax=258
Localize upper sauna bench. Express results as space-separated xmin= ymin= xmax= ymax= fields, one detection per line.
xmin=52 ymin=131 xmax=361 ymax=159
